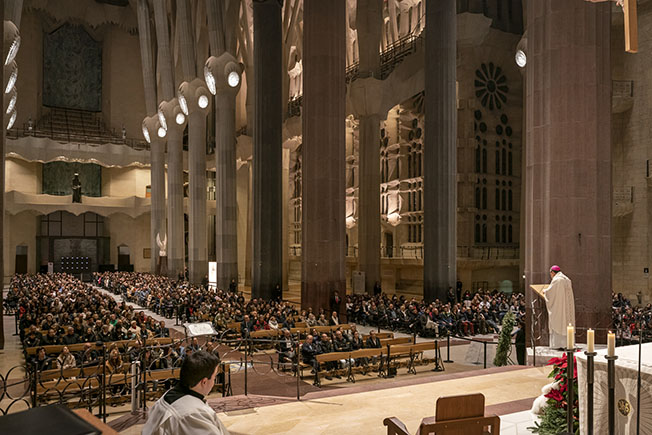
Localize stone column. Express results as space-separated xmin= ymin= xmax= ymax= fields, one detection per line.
xmin=525 ymin=0 xmax=611 ymax=339
xmin=188 ymin=110 xmax=208 ymax=284
xmin=153 ymin=0 xmax=184 ymax=279
xmin=357 ymin=114 xmax=381 ymax=295
xmin=0 ymin=0 xmax=5 ymax=349
xmin=252 ymin=0 xmax=282 ymax=300
xmin=215 ymin=92 xmax=238 ymax=289
xmin=423 ymin=0 xmax=457 ymax=303
xmin=301 ymin=0 xmax=346 ymax=312
xmin=355 ymin=0 xmax=384 ymax=295
xmin=136 ymin=0 xmax=165 ymax=274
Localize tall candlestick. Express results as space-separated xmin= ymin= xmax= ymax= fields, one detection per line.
xmin=587 ymin=328 xmax=595 ymax=353
xmin=567 ymin=324 xmax=575 ymax=349
xmin=607 ymin=331 xmax=615 ymax=357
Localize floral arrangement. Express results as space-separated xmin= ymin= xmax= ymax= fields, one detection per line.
xmin=493 ymin=311 xmax=515 ymax=366
xmin=529 ymin=352 xmax=579 ymax=434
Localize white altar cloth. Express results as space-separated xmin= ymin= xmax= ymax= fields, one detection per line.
xmin=576 ymin=342 xmax=652 ymax=435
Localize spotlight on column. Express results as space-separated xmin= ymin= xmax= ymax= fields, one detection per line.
xmin=159 ymin=98 xmax=187 ymax=129
xmin=6 ymin=108 xmax=17 ymax=130
xmin=141 ymin=116 xmax=163 ymax=143
xmin=5 ymin=86 xmax=16 ymax=114
xmin=141 ymin=120 xmax=151 ymax=144
xmin=204 ymin=53 xmax=244 ymax=95
xmin=4 ymin=60 xmax=17 ymax=94
xmin=4 ymin=21 xmax=20 ymax=66
xmin=178 ymin=79 xmax=211 ymax=113
xmin=157 ymin=108 xmax=168 ymax=131
xmin=515 ymin=32 xmax=527 ymax=69
xmin=177 ymin=91 xmax=189 ymax=116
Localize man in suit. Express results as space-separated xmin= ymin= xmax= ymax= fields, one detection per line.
xmin=365 ymin=330 xmax=381 ymax=349
xmin=301 ymin=335 xmax=321 ymax=386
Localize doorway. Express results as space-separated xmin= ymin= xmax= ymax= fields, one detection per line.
xmin=15 ymin=245 xmax=27 ymax=274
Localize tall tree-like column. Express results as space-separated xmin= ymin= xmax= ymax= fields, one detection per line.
xmin=178 ymin=0 xmax=207 ymax=284
xmin=252 ymin=0 xmax=282 ymax=299
xmin=354 ymin=0 xmax=383 ymax=295
xmin=423 ymin=0 xmax=457 ymax=302
xmin=301 ymin=0 xmax=346 ymax=311
xmin=154 ymin=0 xmax=185 ymax=279
xmin=136 ymin=0 xmax=165 ymax=274
xmin=206 ymin=0 xmax=241 ymax=290
xmin=525 ymin=0 xmax=611 ymax=338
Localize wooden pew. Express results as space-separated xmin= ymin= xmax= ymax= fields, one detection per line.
xmin=380 ymin=336 xmax=413 ymax=347
xmin=314 ymin=348 xmax=384 ymax=386
xmin=362 ymin=332 xmax=394 ymax=341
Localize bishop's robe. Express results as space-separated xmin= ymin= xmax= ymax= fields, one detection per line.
xmin=543 ymin=271 xmax=576 ymax=349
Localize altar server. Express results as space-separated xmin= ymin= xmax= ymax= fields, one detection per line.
xmin=143 ymin=351 xmax=229 ymax=435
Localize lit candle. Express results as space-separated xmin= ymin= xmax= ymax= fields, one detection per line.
xmin=607 ymin=331 xmax=616 ymax=357
xmin=587 ymin=329 xmax=595 ymax=353
xmin=567 ymin=324 xmax=575 ymax=350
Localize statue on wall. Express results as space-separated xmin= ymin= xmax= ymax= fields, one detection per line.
xmin=156 ymin=232 xmax=168 ymax=276
xmin=71 ymin=173 xmax=82 ymax=203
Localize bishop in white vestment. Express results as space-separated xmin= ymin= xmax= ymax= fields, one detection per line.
xmin=543 ymin=265 xmax=576 ymax=349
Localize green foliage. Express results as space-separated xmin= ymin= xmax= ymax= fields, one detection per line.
xmin=528 ymin=354 xmax=579 ymax=434
xmin=529 ymin=403 xmax=575 ymax=435
xmin=493 ymin=311 xmax=515 ymax=366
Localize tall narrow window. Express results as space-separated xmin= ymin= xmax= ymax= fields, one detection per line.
xmin=495 ymin=150 xmax=500 ymax=174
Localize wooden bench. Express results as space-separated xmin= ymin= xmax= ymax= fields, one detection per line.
xmin=38 ymin=365 xmax=102 ymax=381
xmin=363 ymin=332 xmax=394 ymax=341
xmin=388 ymin=342 xmax=443 ymax=375
xmin=26 ymin=337 xmax=175 ymax=356
xmin=314 ymin=348 xmax=384 ymax=386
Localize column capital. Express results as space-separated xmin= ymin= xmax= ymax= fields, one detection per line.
xmin=349 ymin=77 xmax=385 ymax=118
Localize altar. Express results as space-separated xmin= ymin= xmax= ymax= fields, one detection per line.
xmin=576 ymin=342 xmax=652 ymax=435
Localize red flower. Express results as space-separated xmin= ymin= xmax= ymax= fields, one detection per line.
xmin=545 ymin=389 xmax=564 ymax=403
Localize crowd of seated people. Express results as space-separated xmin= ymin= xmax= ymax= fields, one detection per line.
xmin=345 ymin=289 xmax=526 ymax=338
xmin=7 ymin=274 xmax=173 ymax=373
xmin=299 ymin=325 xmax=380 ymax=386
xmin=94 ymin=271 xmax=301 ymax=336
xmin=612 ymin=292 xmax=652 ymax=343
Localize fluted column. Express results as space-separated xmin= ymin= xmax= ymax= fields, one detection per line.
xmin=354 ymin=0 xmax=383 ymax=295
xmin=177 ymin=0 xmax=207 ymax=284
xmin=525 ymin=0 xmax=611 ymax=340
xmin=302 ymin=0 xmax=346 ymax=312
xmin=423 ymin=0 xmax=457 ymax=303
xmin=252 ymin=0 xmax=282 ymax=300
xmin=136 ymin=0 xmax=165 ymax=274
xmin=215 ymin=92 xmax=238 ymax=289
xmin=153 ymin=0 xmax=184 ymax=278
xmin=358 ymin=114 xmax=381 ymax=295
xmin=188 ymin=110 xmax=208 ymax=284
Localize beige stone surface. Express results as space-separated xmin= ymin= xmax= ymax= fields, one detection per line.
xmin=216 ymin=367 xmax=550 ymax=435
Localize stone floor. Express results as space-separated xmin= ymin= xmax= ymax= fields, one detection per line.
xmin=117 ymin=365 xmax=548 ymax=435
